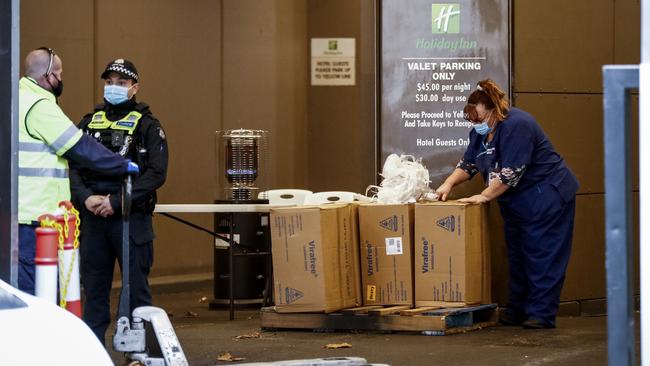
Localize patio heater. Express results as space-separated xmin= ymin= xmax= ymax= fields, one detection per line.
xmin=212 ymin=129 xmax=270 ymax=308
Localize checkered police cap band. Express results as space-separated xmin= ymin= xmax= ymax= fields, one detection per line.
xmin=101 ymin=59 xmax=139 ymax=81
xmin=106 ymin=64 xmax=138 ymax=81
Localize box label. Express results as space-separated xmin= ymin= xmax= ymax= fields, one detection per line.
xmin=385 ymin=237 xmax=403 ymax=255
xmin=284 ymin=287 xmax=304 ymax=304
xmin=436 ymin=215 xmax=455 ymax=232
xmin=421 ymin=237 xmax=433 ymax=273
xmin=365 ymin=241 xmax=377 ymax=276
xmin=304 ymin=240 xmax=318 ymax=277
xmin=379 ymin=215 xmax=399 ymax=232
xmin=367 ymin=285 xmax=377 ymax=301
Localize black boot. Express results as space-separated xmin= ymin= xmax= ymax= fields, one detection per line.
xmin=522 ymin=317 xmax=555 ymax=329
xmin=499 ymin=308 xmax=525 ymax=326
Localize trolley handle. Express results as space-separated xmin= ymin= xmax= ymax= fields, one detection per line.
xmin=117 ymin=161 xmax=139 ymax=320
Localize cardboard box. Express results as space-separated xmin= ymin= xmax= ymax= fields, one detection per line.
xmin=270 ymin=204 xmax=361 ymax=313
xmin=414 ymin=201 xmax=491 ymax=307
xmin=358 ymin=204 xmax=414 ymax=306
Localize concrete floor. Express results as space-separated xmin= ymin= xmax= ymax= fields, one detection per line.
xmin=106 ymin=280 xmax=616 ymax=366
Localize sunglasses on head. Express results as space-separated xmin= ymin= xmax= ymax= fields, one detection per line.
xmin=36 ymin=47 xmax=56 ymax=76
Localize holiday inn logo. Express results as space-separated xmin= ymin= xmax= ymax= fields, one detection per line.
xmin=328 ymin=40 xmax=338 ymax=51
xmin=432 ymin=3 xmax=460 ymax=34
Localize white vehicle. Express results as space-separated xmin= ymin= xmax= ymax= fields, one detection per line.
xmin=0 ymin=279 xmax=113 ymax=366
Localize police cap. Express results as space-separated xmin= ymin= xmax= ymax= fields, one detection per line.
xmin=101 ymin=58 xmax=139 ymax=81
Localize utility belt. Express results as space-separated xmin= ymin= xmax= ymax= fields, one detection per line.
xmin=136 ymin=193 xmax=157 ymax=214
xmin=122 ymin=194 xmax=156 ymax=214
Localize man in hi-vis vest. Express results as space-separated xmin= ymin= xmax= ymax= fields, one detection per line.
xmin=18 ymin=47 xmax=133 ymax=294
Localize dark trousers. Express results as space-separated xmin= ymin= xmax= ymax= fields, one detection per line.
xmin=79 ymin=212 xmax=153 ymax=345
xmin=18 ymin=224 xmax=38 ymax=294
xmin=500 ymin=184 xmax=576 ymax=327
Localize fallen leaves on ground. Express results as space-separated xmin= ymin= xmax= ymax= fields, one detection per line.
xmin=216 ymin=352 xmax=245 ymax=362
xmin=324 ymin=342 xmax=352 ymax=349
xmin=184 ymin=311 xmax=199 ymax=318
xmin=234 ymin=331 xmax=261 ymax=340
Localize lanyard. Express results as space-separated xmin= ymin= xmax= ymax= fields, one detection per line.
xmin=477 ymin=140 xmax=493 ymax=158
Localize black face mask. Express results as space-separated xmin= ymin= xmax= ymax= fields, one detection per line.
xmin=46 ymin=75 xmax=63 ymax=97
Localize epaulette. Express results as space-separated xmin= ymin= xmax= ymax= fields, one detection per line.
xmin=134 ymin=102 xmax=152 ymax=115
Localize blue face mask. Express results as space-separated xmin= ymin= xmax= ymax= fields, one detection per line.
xmin=473 ymin=110 xmax=493 ymax=135
xmin=473 ymin=121 xmax=492 ymax=135
xmin=104 ymin=84 xmax=132 ymax=105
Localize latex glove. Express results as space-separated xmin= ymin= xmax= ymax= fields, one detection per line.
xmin=435 ymin=182 xmax=454 ymax=201
xmin=126 ymin=160 xmax=140 ymax=175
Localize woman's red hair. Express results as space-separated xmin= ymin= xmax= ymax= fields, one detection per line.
xmin=464 ymin=79 xmax=509 ymax=122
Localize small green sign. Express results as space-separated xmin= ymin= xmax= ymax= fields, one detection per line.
xmin=431 ymin=3 xmax=460 ymax=34
xmin=328 ymin=40 xmax=338 ymax=50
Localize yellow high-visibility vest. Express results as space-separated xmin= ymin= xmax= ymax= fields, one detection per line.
xmin=18 ymin=77 xmax=82 ymax=223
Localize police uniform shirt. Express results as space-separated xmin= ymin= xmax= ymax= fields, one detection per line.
xmin=69 ymin=98 xmax=168 ymax=215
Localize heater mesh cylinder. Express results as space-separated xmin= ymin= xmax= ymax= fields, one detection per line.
xmin=216 ymin=129 xmax=268 ymax=201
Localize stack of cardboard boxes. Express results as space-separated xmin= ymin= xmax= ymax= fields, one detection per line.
xmin=270 ymin=204 xmax=361 ymax=312
xmin=270 ymin=201 xmax=490 ymax=313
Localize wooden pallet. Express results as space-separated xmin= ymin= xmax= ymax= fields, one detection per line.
xmin=260 ymin=303 xmax=498 ymax=336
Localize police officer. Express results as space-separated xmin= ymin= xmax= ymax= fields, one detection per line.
xmin=69 ymin=58 xmax=168 ymax=344
xmin=436 ymin=79 xmax=578 ymax=329
xmin=18 ymin=47 xmax=130 ymax=294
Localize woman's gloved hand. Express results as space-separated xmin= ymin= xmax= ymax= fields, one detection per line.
xmin=435 ymin=182 xmax=454 ymax=201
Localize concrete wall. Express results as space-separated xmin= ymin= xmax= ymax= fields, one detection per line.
xmin=19 ymin=0 xmax=640 ymax=302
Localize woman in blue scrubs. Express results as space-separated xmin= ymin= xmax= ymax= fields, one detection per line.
xmin=436 ymin=79 xmax=579 ymax=329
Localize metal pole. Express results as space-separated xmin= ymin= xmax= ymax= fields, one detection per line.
xmin=118 ymin=175 xmax=133 ymax=319
xmin=0 ymin=0 xmax=20 ymax=286
xmin=229 ymin=212 xmax=235 ymax=320
xmin=604 ymin=65 xmax=638 ymax=366
xmin=641 ymin=0 xmax=650 ymax=363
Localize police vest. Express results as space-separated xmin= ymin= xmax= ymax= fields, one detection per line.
xmin=18 ymin=85 xmax=79 ymax=223
xmin=86 ymin=110 xmax=143 ymax=159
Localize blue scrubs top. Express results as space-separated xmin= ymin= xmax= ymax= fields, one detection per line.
xmin=457 ymin=107 xmax=578 ymax=213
